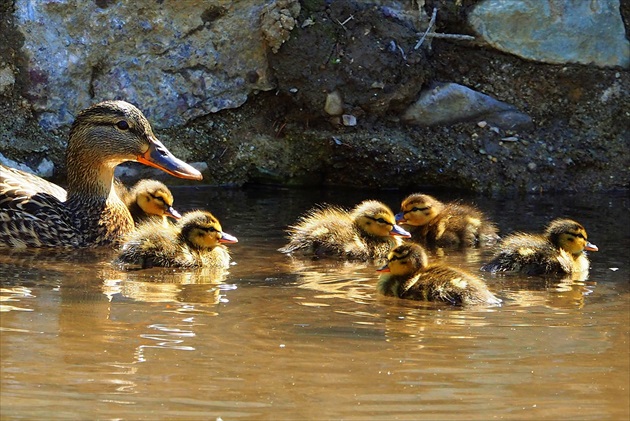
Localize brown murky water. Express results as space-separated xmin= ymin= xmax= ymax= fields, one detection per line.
xmin=1 ymin=186 xmax=628 ymax=420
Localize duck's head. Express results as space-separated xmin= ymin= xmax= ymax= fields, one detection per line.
xmin=351 ymin=200 xmax=411 ymax=238
xmin=377 ymin=243 xmax=429 ymax=275
xmin=66 ymin=101 xmax=202 ymax=191
xmin=178 ymin=210 xmax=238 ymax=250
xmin=130 ymin=179 xmax=181 ymax=220
xmin=545 ymin=218 xmax=598 ymax=256
xmin=395 ymin=193 xmax=444 ymax=226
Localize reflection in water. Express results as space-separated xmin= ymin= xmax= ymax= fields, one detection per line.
xmin=0 ymin=187 xmax=628 ymax=420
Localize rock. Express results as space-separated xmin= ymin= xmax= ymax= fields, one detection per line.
xmin=469 ymin=0 xmax=630 ymax=68
xmin=260 ymin=0 xmax=301 ymax=54
xmin=342 ymin=114 xmax=357 ymax=126
xmin=324 ymin=91 xmax=344 ymax=116
xmin=401 ymin=83 xmax=532 ymax=130
xmin=0 ymin=67 xmax=15 ymax=93
xmin=14 ymin=0 xmax=276 ymax=129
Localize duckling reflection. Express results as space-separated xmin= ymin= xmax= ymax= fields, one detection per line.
xmin=377 ymin=243 xmax=501 ymax=306
xmin=396 ymin=193 xmax=499 ymax=248
xmin=104 ymin=268 xmax=228 ymax=305
xmin=115 ymin=210 xmax=238 ymax=269
xmin=279 ymin=200 xmax=410 ymax=261
xmin=115 ymin=179 xmax=181 ymax=226
xmin=481 ymin=218 xmax=598 ymax=276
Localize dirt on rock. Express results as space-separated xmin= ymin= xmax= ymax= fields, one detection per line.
xmin=0 ymin=0 xmax=628 ymax=195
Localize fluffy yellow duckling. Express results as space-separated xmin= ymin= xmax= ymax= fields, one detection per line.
xmin=377 ymin=243 xmax=501 ymax=305
xmin=115 ymin=179 xmax=181 ymax=225
xmin=115 ymin=210 xmax=238 ymax=269
xmin=279 ymin=200 xmax=411 ymax=260
xmin=0 ymin=100 xmax=201 ymax=248
xmin=481 ymin=218 xmax=598 ymax=276
xmin=396 ymin=193 xmax=499 ymax=247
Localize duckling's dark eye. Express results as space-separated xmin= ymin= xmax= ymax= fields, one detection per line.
xmin=376 ymin=218 xmax=387 ymax=224
xmin=116 ymin=120 xmax=130 ymax=130
xmin=150 ymin=194 xmax=165 ymax=204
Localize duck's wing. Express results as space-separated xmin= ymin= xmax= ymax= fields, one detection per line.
xmin=0 ymin=166 xmax=78 ymax=247
xmin=0 ymin=165 xmax=67 ymax=202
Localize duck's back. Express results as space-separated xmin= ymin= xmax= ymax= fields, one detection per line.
xmin=481 ymin=233 xmax=569 ymax=275
xmin=116 ymin=221 xmax=183 ymax=268
xmin=405 ymin=265 xmax=500 ymax=305
xmin=425 ymin=203 xmax=498 ymax=247
xmin=279 ymin=206 xmax=361 ymax=257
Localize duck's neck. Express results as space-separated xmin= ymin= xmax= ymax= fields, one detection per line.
xmin=66 ymin=158 xmax=117 ymax=200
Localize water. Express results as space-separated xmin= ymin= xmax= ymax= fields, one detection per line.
xmin=1 ymin=186 xmax=628 ymax=420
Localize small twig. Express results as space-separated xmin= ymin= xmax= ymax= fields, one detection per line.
xmin=335 ymin=14 xmax=354 ymax=31
xmin=424 ymin=33 xmax=476 ymax=41
xmin=414 ymin=7 xmax=437 ymax=50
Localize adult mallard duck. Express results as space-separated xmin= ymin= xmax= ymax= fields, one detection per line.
xmin=396 ymin=193 xmax=499 ymax=248
xmin=115 ymin=179 xmax=181 ymax=226
xmin=481 ymin=218 xmax=598 ymax=276
xmin=377 ymin=243 xmax=501 ymax=305
xmin=279 ymin=200 xmax=411 ymax=261
xmin=115 ymin=210 xmax=238 ymax=269
xmin=0 ymin=100 xmax=201 ymax=248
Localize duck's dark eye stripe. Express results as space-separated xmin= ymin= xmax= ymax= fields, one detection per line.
xmin=404 ymin=206 xmax=429 ymax=214
xmin=366 ymin=216 xmax=393 ymax=226
xmin=149 ymin=194 xmax=165 ymax=204
xmin=389 ymin=251 xmax=410 ymax=262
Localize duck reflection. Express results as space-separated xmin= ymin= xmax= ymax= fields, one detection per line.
xmin=104 ymin=266 xmax=230 ymax=305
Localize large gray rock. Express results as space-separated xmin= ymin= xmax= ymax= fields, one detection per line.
xmin=469 ymin=0 xmax=630 ymax=68
xmin=401 ymin=83 xmax=532 ymax=130
xmin=14 ymin=0 xmax=299 ymax=129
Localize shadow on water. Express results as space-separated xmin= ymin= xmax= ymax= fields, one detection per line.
xmin=1 ymin=186 xmax=628 ymax=420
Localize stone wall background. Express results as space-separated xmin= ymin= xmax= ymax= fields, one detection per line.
xmin=0 ymin=0 xmax=628 ymax=193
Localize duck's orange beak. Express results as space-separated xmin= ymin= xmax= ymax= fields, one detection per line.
xmin=584 ymin=241 xmax=598 ymax=252
xmin=137 ymin=137 xmax=202 ymax=180
xmin=376 ymin=264 xmax=390 ymax=273
xmin=219 ymin=232 xmax=238 ymax=244
xmin=165 ymin=206 xmax=182 ymax=220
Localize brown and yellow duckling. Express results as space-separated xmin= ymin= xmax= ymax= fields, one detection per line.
xmin=279 ymin=200 xmax=411 ymax=261
xmin=481 ymin=218 xmax=598 ymax=276
xmin=115 ymin=179 xmax=181 ymax=226
xmin=396 ymin=193 xmax=499 ymax=248
xmin=377 ymin=243 xmax=501 ymax=305
xmin=0 ymin=100 xmax=201 ymax=248
xmin=115 ymin=210 xmax=238 ymax=269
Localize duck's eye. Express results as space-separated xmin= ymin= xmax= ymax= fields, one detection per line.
xmin=376 ymin=218 xmax=387 ymax=224
xmin=116 ymin=120 xmax=130 ymax=130
xmin=150 ymin=194 xmax=165 ymax=204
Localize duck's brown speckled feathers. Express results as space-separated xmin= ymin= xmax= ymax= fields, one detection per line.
xmin=396 ymin=193 xmax=499 ymax=248
xmin=0 ymin=100 xmax=201 ymax=248
xmin=377 ymin=243 xmax=501 ymax=305
xmin=279 ymin=200 xmax=410 ymax=261
xmin=481 ymin=218 xmax=598 ymax=276
xmin=115 ymin=210 xmax=238 ymax=269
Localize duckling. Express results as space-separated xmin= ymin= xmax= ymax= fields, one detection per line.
xmin=279 ymin=200 xmax=411 ymax=260
xmin=115 ymin=179 xmax=181 ymax=225
xmin=115 ymin=210 xmax=238 ymax=269
xmin=396 ymin=193 xmax=499 ymax=248
xmin=481 ymin=218 xmax=598 ymax=276
xmin=377 ymin=243 xmax=501 ymax=305
xmin=0 ymin=100 xmax=201 ymax=248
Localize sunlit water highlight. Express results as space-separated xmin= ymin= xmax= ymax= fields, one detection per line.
xmin=1 ymin=186 xmax=628 ymax=420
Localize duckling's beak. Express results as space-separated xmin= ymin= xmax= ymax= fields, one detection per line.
xmin=376 ymin=264 xmax=391 ymax=273
xmin=219 ymin=232 xmax=238 ymax=244
xmin=390 ymin=224 xmax=411 ymax=238
xmin=165 ymin=206 xmax=181 ymax=220
xmin=584 ymin=241 xmax=598 ymax=252
xmin=395 ymin=212 xmax=407 ymax=223
xmin=137 ymin=138 xmax=203 ymax=180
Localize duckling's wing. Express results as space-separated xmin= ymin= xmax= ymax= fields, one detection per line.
xmin=0 ymin=165 xmax=67 ymax=202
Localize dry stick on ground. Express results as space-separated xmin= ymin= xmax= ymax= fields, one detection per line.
xmin=414 ymin=7 xmax=475 ymax=50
